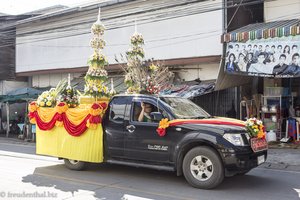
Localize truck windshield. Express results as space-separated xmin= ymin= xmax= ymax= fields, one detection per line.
xmin=161 ymin=97 xmax=211 ymax=119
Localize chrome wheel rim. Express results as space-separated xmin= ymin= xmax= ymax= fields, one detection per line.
xmin=69 ymin=159 xmax=79 ymax=165
xmin=190 ymin=155 xmax=213 ymax=181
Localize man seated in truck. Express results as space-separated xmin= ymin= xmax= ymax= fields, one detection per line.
xmin=138 ymin=102 xmax=153 ymax=122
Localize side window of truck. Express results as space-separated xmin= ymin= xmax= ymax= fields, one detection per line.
xmin=109 ymin=97 xmax=127 ymax=123
xmin=132 ymin=101 xmax=168 ymax=122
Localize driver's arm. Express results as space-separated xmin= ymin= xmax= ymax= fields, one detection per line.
xmin=138 ymin=102 xmax=145 ymax=122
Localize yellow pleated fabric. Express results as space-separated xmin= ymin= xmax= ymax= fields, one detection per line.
xmin=35 ymin=100 xmax=109 ymax=163
xmin=36 ymin=125 xmax=104 ymax=163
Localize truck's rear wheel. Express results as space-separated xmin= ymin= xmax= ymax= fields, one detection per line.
xmin=183 ymin=146 xmax=224 ymax=189
xmin=64 ymin=159 xmax=87 ymax=170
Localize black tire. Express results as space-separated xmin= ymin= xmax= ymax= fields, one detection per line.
xmin=182 ymin=146 xmax=224 ymax=189
xmin=64 ymin=159 xmax=87 ymax=171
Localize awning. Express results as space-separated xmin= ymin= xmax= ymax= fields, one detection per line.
xmin=0 ymin=87 xmax=42 ymax=103
xmin=221 ymin=19 xmax=300 ymax=43
xmin=73 ymin=76 xmax=214 ymax=98
xmin=160 ymin=80 xmax=215 ymax=99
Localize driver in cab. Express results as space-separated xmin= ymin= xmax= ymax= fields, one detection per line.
xmin=138 ymin=102 xmax=152 ymax=122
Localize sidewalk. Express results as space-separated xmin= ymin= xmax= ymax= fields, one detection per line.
xmin=0 ymin=136 xmax=300 ymax=172
xmin=260 ymin=148 xmax=300 ymax=172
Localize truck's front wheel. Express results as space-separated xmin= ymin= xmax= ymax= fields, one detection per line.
xmin=64 ymin=159 xmax=87 ymax=170
xmin=182 ymin=146 xmax=224 ymax=189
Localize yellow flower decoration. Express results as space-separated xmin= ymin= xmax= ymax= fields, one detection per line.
xmin=149 ymin=64 xmax=158 ymax=71
xmin=40 ymin=102 xmax=45 ymax=107
xmin=46 ymin=101 xmax=52 ymax=107
xmin=158 ymin=118 xmax=170 ymax=129
xmin=29 ymin=118 xmax=36 ymax=124
xmin=257 ymin=131 xmax=266 ymax=139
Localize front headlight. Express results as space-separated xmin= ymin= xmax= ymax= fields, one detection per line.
xmin=223 ymin=133 xmax=246 ymax=146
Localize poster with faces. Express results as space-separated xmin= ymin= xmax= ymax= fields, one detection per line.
xmin=225 ymin=35 xmax=300 ymax=78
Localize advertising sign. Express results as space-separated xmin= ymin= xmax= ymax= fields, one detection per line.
xmin=225 ymin=36 xmax=300 ymax=77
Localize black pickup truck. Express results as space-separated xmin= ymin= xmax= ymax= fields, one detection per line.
xmin=64 ymin=94 xmax=268 ymax=189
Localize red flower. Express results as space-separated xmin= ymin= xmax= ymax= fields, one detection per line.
xmin=28 ymin=112 xmax=35 ymax=119
xmin=57 ymin=102 xmax=66 ymax=107
xmin=55 ymin=114 xmax=63 ymax=122
xmin=156 ymin=128 xmax=166 ymax=137
xmin=89 ymin=116 xmax=102 ymax=124
xmin=100 ymin=102 xmax=107 ymax=110
xmin=91 ymin=103 xmax=100 ymax=109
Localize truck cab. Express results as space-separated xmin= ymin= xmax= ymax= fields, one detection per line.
xmin=66 ymin=94 xmax=268 ymax=189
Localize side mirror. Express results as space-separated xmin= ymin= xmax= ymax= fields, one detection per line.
xmin=150 ymin=112 xmax=163 ymax=122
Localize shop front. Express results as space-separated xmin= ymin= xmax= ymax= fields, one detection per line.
xmin=217 ymin=19 xmax=300 ymax=142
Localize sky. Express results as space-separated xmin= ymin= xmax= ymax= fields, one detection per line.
xmin=0 ymin=0 xmax=98 ymax=15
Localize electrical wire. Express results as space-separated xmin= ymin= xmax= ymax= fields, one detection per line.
xmin=1 ymin=1 xmax=299 ymax=50
xmin=1 ymin=0 xmax=263 ymax=39
xmin=0 ymin=0 xmax=267 ymax=48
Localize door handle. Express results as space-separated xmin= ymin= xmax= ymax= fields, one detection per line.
xmin=126 ymin=125 xmax=136 ymax=133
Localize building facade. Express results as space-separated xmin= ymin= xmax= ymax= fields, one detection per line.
xmin=216 ymin=0 xmax=300 ymax=141
xmin=15 ymin=0 xmax=223 ymax=88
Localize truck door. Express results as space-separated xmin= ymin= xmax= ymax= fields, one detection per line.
xmin=124 ymin=99 xmax=171 ymax=164
xmin=104 ymin=97 xmax=131 ymax=159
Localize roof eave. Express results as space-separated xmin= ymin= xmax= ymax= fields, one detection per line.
xmin=15 ymin=0 xmax=136 ymax=26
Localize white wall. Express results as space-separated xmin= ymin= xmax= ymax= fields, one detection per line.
xmin=16 ymin=1 xmax=222 ymax=73
xmin=32 ymin=73 xmax=82 ymax=88
xmin=177 ymin=63 xmax=219 ymax=82
xmin=265 ymin=0 xmax=300 ymax=22
xmin=0 ymin=81 xmax=28 ymax=95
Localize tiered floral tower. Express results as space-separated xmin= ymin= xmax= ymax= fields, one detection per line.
xmin=123 ymin=27 xmax=173 ymax=94
xmin=124 ymin=30 xmax=145 ymax=93
xmin=84 ymin=9 xmax=109 ymax=99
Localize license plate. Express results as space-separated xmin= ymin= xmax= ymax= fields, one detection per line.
xmin=257 ymin=155 xmax=265 ymax=165
xmin=250 ymin=138 xmax=268 ymax=152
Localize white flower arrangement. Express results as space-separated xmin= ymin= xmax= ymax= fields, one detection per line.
xmin=130 ymin=33 xmax=144 ymax=45
xmin=91 ymin=23 xmax=105 ymax=35
xmin=87 ymin=68 xmax=108 ymax=77
xmin=37 ymin=91 xmax=55 ymax=107
xmin=90 ymin=38 xmax=106 ymax=49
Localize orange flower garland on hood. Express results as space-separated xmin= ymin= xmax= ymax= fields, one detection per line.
xmin=156 ymin=117 xmax=245 ymax=137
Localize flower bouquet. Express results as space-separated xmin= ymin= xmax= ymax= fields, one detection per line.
xmin=245 ymin=118 xmax=266 ymax=139
xmin=37 ymin=90 xmax=56 ymax=107
xmin=36 ymin=80 xmax=67 ymax=107
xmin=58 ymin=87 xmax=79 ymax=108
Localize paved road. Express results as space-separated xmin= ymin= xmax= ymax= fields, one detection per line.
xmin=0 ymin=141 xmax=299 ymax=200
